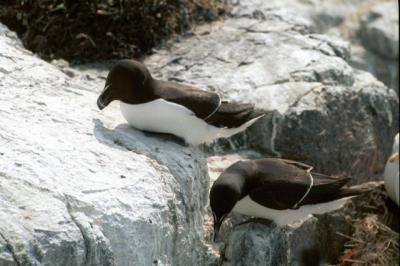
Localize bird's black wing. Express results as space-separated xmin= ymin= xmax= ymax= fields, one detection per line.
xmin=205 ymin=101 xmax=264 ymax=128
xmin=249 ymin=159 xmax=351 ymax=209
xmin=249 ymin=178 xmax=310 ymax=210
xmin=154 ymin=80 xmax=221 ymax=119
xmin=249 ymin=176 xmax=351 ymax=209
xmin=264 ymin=158 xmax=352 ymax=195
xmin=300 ymin=174 xmax=351 ymax=204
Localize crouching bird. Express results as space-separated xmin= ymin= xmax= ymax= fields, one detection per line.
xmin=210 ymin=158 xmax=368 ymax=241
xmin=384 ymin=133 xmax=399 ymax=206
xmin=97 ymin=60 xmax=264 ymax=145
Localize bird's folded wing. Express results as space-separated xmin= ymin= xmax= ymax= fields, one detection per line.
xmin=155 ymin=81 xmax=221 ymax=119
xmin=249 ymin=180 xmax=309 ymax=210
xmin=305 ymin=174 xmax=350 ymax=196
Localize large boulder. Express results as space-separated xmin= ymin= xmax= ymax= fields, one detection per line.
xmin=145 ymin=1 xmax=399 ymax=180
xmin=0 ymin=24 xmax=213 ymax=266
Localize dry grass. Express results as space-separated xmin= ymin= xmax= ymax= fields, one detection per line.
xmin=0 ymin=0 xmax=227 ymax=62
xmin=338 ymin=186 xmax=399 ymax=265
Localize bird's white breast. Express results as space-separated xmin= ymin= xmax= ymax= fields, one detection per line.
xmin=119 ymin=99 xmax=220 ymax=145
xmin=384 ymin=133 xmax=399 ymax=205
xmin=232 ymin=195 xmax=351 ymax=226
xmin=384 ymin=159 xmax=399 ymax=205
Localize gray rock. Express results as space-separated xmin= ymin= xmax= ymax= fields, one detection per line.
xmin=1 ymin=0 xmax=398 ymax=265
xmin=291 ymin=0 xmax=399 ymax=93
xmin=0 ymin=23 xmax=214 ymax=266
xmin=355 ymin=1 xmax=399 ymax=93
xmin=220 ymin=214 xmax=351 ymax=266
xmin=360 ymin=1 xmax=399 ymax=60
xmin=251 ymin=0 xmax=399 ymax=94
xmin=350 ymin=42 xmax=399 ymax=94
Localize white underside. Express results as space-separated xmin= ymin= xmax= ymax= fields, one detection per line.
xmin=384 ymin=134 xmax=399 ymax=206
xmin=119 ymin=99 xmax=263 ymax=145
xmin=384 ymin=160 xmax=399 ymax=206
xmin=232 ymin=195 xmax=353 ymax=226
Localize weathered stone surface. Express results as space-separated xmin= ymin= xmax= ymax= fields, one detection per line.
xmin=355 ymin=1 xmax=399 ymax=93
xmin=146 ymin=1 xmax=399 ymax=180
xmin=360 ymin=1 xmax=399 ymax=59
xmin=293 ymin=0 xmax=399 ymax=93
xmin=220 ymin=213 xmax=351 ymax=266
xmin=1 ymin=0 xmax=398 ymax=265
xmin=248 ymin=0 xmax=399 ymax=93
xmin=0 ymin=24 xmax=213 ymax=266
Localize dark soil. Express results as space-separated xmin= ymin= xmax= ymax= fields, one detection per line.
xmin=0 ymin=0 xmax=227 ymax=62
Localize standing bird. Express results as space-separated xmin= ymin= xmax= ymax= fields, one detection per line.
xmin=97 ymin=60 xmax=264 ymax=145
xmin=210 ymin=158 xmax=367 ymax=240
xmin=384 ymin=133 xmax=399 ymax=206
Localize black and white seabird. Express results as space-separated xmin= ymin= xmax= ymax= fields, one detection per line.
xmin=384 ymin=133 xmax=399 ymax=205
xmin=210 ymin=158 xmax=367 ymax=239
xmin=97 ymin=60 xmax=264 ymax=145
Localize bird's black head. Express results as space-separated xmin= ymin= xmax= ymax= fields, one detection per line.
xmin=210 ymin=166 xmax=247 ymax=242
xmin=97 ymin=60 xmax=153 ymax=110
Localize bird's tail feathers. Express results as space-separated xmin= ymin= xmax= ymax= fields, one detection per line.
xmin=206 ymin=101 xmax=265 ymax=128
xmin=217 ymin=114 xmax=264 ymax=139
xmin=338 ymin=186 xmax=372 ymax=198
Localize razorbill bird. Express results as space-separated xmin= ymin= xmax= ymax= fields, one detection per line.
xmin=384 ymin=133 xmax=399 ymax=206
xmin=210 ymin=158 xmax=367 ymax=240
xmin=97 ymin=60 xmax=264 ymax=145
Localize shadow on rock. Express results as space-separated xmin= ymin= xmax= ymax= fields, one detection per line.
xmin=92 ymin=118 xmax=186 ymax=153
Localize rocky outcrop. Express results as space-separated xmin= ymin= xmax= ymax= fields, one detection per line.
xmin=359 ymin=1 xmax=399 ymax=60
xmin=0 ymin=24 xmax=213 ymax=266
xmin=146 ymin=0 xmax=399 ymax=180
xmin=274 ymin=0 xmax=399 ymax=93
xmin=220 ymin=214 xmax=351 ymax=266
xmin=0 ymin=0 xmax=398 ymax=265
xmin=357 ymin=1 xmax=399 ymax=94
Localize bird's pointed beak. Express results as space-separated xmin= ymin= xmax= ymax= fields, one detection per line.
xmin=213 ymin=213 xmax=225 ymax=242
xmin=213 ymin=222 xmax=221 ymax=242
xmin=389 ymin=152 xmax=399 ymax=162
xmin=97 ymin=84 xmax=112 ymax=110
